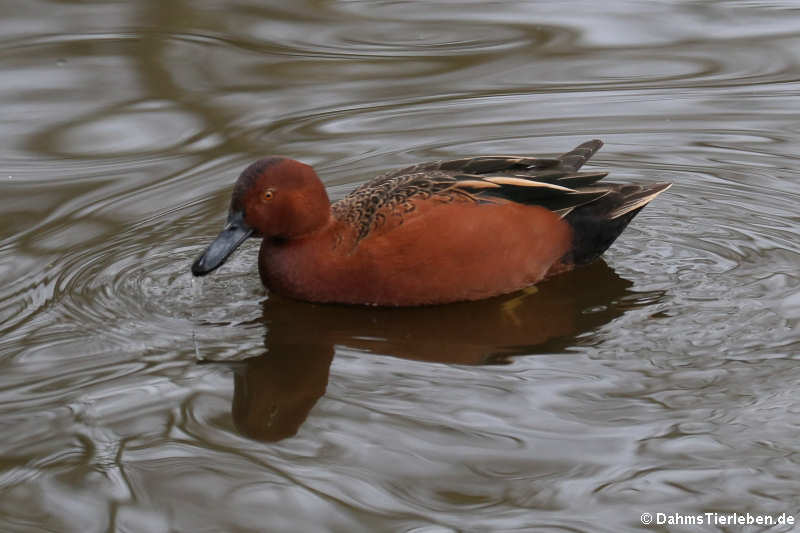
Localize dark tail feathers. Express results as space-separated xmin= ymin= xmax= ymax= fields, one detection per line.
xmin=564 ymin=182 xmax=671 ymax=265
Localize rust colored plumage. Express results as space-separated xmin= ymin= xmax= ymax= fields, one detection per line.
xmin=191 ymin=140 xmax=671 ymax=306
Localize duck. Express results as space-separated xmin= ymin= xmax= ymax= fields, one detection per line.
xmin=191 ymin=140 xmax=670 ymax=306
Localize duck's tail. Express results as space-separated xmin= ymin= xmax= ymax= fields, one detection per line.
xmin=561 ymin=181 xmax=672 ymax=266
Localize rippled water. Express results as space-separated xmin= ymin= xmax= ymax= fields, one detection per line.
xmin=2 ymin=1 xmax=800 ymax=531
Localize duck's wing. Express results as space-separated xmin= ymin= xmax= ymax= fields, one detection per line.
xmin=364 ymin=139 xmax=602 ymax=183
xmin=344 ymin=139 xmax=610 ymax=216
xmin=332 ymin=140 xmax=670 ymax=242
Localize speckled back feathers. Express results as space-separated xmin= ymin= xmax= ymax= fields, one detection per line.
xmin=330 ymin=140 xmax=629 ymax=244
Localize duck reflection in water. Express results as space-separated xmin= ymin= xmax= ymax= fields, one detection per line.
xmin=203 ymin=260 xmax=647 ymax=442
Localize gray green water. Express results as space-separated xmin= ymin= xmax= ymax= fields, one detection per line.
xmin=1 ymin=1 xmax=799 ymax=531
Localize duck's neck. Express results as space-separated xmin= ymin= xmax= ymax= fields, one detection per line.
xmin=257 ymin=214 xmax=340 ymax=301
xmin=284 ymin=207 xmax=335 ymax=242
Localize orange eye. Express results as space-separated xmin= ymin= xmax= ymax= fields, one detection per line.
xmin=262 ymin=189 xmax=275 ymax=202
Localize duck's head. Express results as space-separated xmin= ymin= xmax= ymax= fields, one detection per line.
xmin=191 ymin=157 xmax=330 ymax=276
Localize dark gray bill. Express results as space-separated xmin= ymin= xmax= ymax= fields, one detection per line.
xmin=191 ymin=209 xmax=254 ymax=276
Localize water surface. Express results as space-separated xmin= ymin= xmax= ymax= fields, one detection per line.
xmin=1 ymin=1 xmax=799 ymax=531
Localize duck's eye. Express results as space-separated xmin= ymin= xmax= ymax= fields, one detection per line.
xmin=261 ymin=189 xmax=275 ymax=202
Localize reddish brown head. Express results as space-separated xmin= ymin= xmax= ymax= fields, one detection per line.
xmin=192 ymin=157 xmax=330 ymax=276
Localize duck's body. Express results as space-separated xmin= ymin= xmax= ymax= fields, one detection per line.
xmin=192 ymin=140 xmax=670 ymax=306
xmin=260 ymin=201 xmax=571 ymax=305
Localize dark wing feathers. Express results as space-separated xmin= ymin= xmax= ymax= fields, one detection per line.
xmin=558 ymin=139 xmax=604 ymax=171
xmin=439 ymin=156 xmax=562 ymax=173
xmin=351 ymin=139 xmax=612 ymax=215
xmin=484 ymin=186 xmax=610 ymax=212
xmin=338 ymin=140 xmax=669 ymax=227
xmin=605 ymin=182 xmax=672 ymax=219
xmin=451 ymin=172 xmax=609 ymax=208
xmin=554 ymin=171 xmax=609 ymax=188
